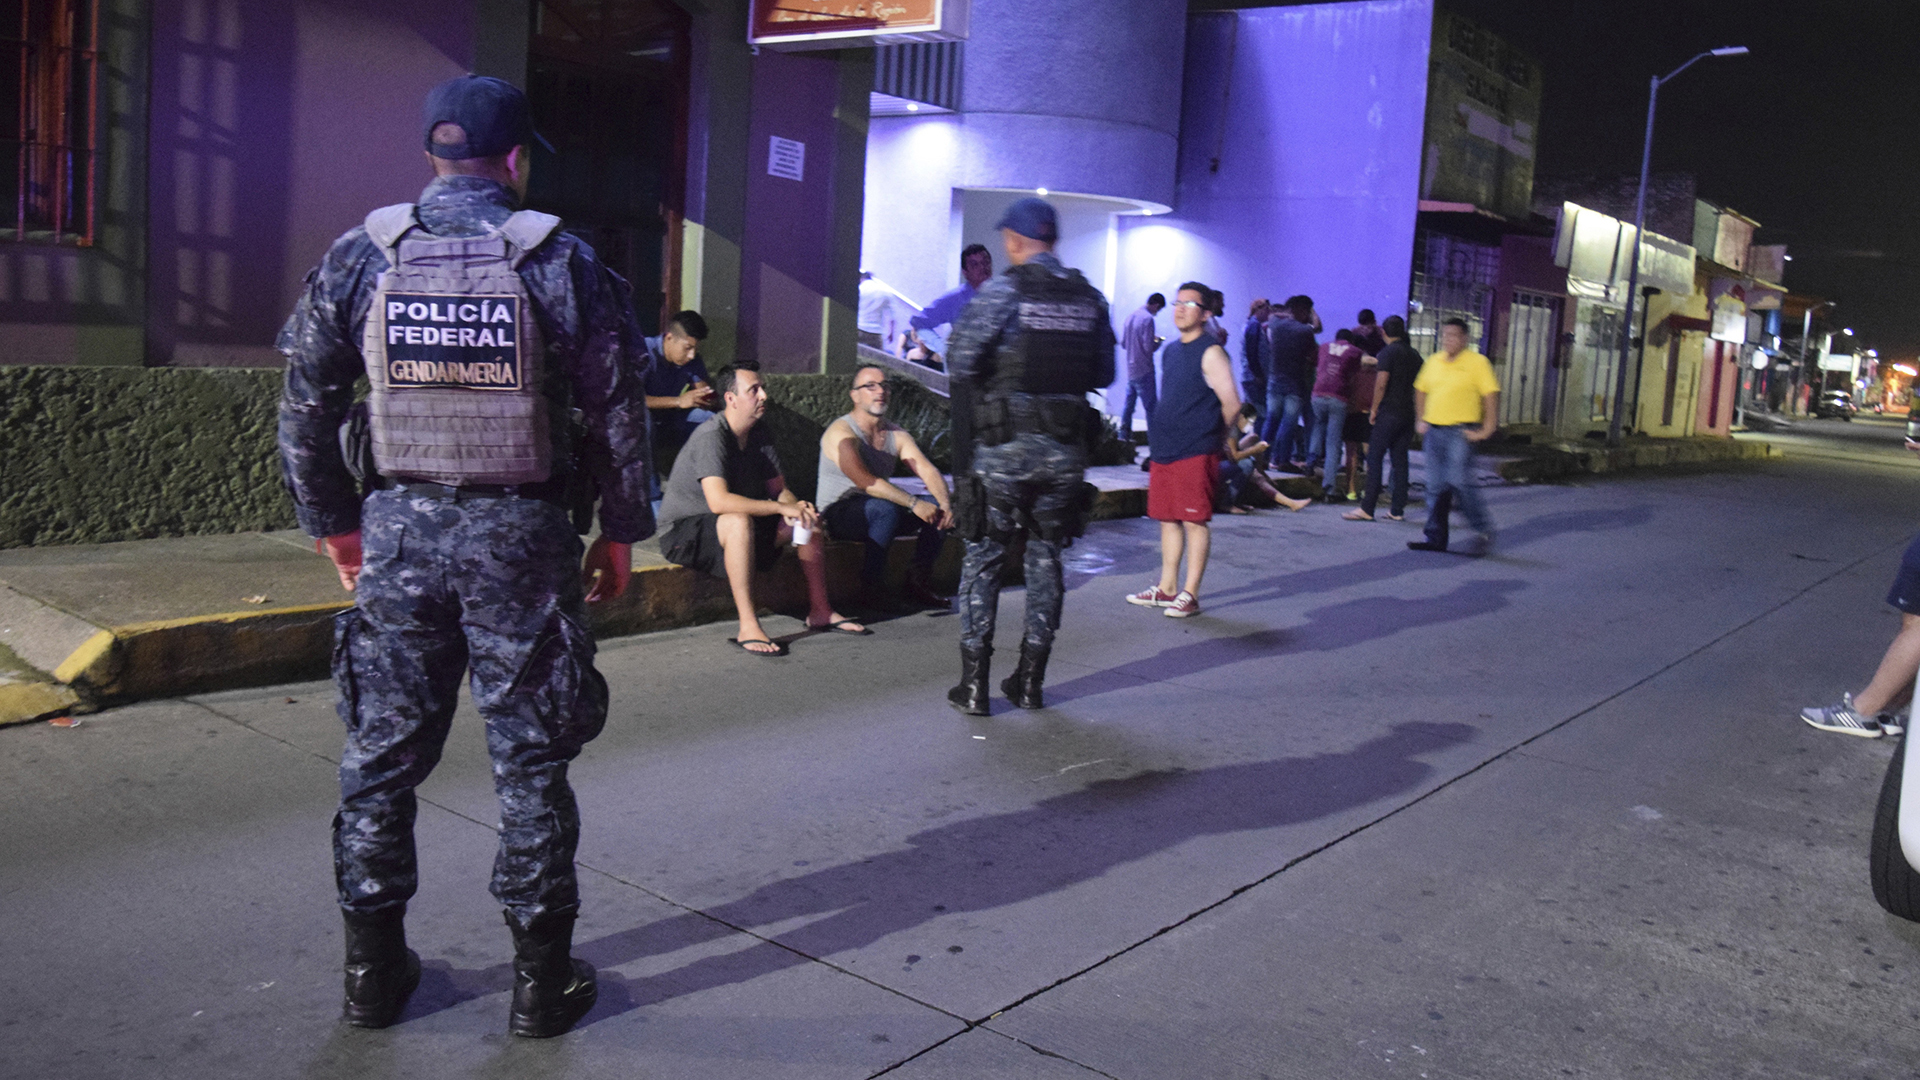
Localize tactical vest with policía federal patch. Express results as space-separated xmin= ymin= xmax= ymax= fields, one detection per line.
xmin=360 ymin=203 xmax=561 ymax=486
xmin=986 ymin=262 xmax=1108 ymax=399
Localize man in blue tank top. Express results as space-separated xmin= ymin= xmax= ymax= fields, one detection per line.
xmin=1127 ymin=282 xmax=1244 ymax=618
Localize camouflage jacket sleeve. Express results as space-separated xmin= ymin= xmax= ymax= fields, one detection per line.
xmin=276 ymin=228 xmax=383 ymax=539
xmin=943 ymin=274 xmax=1020 ymax=387
xmin=538 ymin=239 xmax=655 ymax=544
xmin=1091 ymin=295 xmax=1118 ymax=389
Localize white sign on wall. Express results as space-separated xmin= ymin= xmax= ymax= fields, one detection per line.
xmin=768 ymin=137 xmax=806 ymax=182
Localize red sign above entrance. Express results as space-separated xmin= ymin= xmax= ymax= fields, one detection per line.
xmin=749 ymin=0 xmax=969 ymax=50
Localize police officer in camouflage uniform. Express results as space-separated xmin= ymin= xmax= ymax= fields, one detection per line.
xmin=945 ymin=198 xmax=1116 ymax=714
xmin=277 ymin=76 xmax=652 ymax=1038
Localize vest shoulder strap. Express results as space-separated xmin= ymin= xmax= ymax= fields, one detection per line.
xmin=364 ymin=203 xmax=417 ymax=264
xmin=499 ymin=210 xmax=563 ymax=268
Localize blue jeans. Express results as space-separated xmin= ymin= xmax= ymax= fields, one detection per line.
xmin=1307 ymin=395 xmax=1347 ymax=491
xmin=1119 ymin=376 xmax=1157 ymax=439
xmin=823 ymin=494 xmax=946 ymax=587
xmin=1261 ymin=387 xmax=1305 ymax=469
xmin=1421 ymin=424 xmax=1492 ymax=541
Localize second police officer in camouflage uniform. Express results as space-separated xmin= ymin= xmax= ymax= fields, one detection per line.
xmin=277 ymin=76 xmax=652 ymax=1038
xmin=945 ymin=198 xmax=1116 ymax=714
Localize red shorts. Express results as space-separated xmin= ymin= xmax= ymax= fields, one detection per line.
xmin=1148 ymin=453 xmax=1220 ymax=522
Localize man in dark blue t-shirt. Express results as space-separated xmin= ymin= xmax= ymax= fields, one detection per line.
xmin=643 ymin=310 xmax=714 ymax=479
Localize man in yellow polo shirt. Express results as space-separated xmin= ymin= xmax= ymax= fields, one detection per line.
xmin=1408 ymin=318 xmax=1500 ymax=556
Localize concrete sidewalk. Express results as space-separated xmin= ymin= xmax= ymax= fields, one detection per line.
xmin=0 ymin=432 xmax=1766 ymax=724
xmin=0 ymin=467 xmax=1158 ymax=722
xmin=0 ymin=435 xmax=1911 ymax=1079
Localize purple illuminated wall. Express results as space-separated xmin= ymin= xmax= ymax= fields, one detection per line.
xmin=1112 ymin=0 xmax=1434 ymax=384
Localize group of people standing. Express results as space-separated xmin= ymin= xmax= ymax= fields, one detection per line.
xmin=1116 ymin=285 xmax=1507 ymax=619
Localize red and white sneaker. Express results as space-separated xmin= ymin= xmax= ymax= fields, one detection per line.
xmin=1164 ymin=591 xmax=1200 ymax=617
xmin=1126 ymin=584 xmax=1178 ymax=608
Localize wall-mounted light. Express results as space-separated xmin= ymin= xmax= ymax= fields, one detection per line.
xmin=907 ymin=102 xmax=919 ymax=112
xmin=1037 ymin=187 xmax=1048 ymax=197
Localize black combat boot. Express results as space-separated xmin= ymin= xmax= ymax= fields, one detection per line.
xmin=1001 ymin=640 xmax=1051 ymax=710
xmin=506 ymin=912 xmax=598 ymax=1038
xmin=947 ymin=645 xmax=991 ymax=716
xmin=341 ymin=907 xmax=421 ymax=1028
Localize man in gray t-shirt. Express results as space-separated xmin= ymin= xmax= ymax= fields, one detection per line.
xmin=658 ymin=364 xmax=867 ymax=655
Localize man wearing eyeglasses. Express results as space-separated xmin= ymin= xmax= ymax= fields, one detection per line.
xmin=817 ymin=366 xmax=955 ymax=611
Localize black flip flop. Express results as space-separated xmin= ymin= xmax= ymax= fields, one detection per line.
xmin=729 ymin=637 xmax=787 ymax=657
xmin=807 ymin=619 xmax=872 ymax=636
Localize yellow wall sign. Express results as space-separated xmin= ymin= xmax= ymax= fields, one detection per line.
xmin=749 ymin=0 xmax=968 ymax=50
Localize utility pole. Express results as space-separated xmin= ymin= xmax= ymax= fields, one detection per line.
xmin=1607 ymin=46 xmax=1749 ymax=447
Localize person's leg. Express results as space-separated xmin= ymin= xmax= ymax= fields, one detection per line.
xmin=1306 ymin=397 xmax=1330 ymax=474
xmin=1453 ymin=438 xmax=1495 ymax=541
xmin=1119 ymin=379 xmax=1141 ymax=438
xmin=1360 ymin=421 xmax=1390 ymax=516
xmin=1180 ymin=520 xmax=1212 ymax=596
xmin=1279 ymin=393 xmax=1306 ymax=467
xmin=1156 ymin=518 xmax=1186 ymax=594
xmin=796 ymin=519 xmax=863 ymax=631
xmin=859 ymin=494 xmax=902 ymax=587
xmin=716 ymin=512 xmax=776 ymax=651
xmin=1138 ymin=376 xmax=1158 ymax=435
xmin=1320 ymin=400 xmax=1347 ymax=494
xmin=1344 ymin=438 xmax=1364 ymax=496
xmin=1413 ymin=427 xmax=1461 ymax=550
xmin=1260 ymin=384 xmax=1285 ymax=454
xmin=450 ymin=498 xmax=605 ymax=1037
xmin=1388 ymin=416 xmax=1413 ymax=518
xmin=1854 ymin=614 xmax=1920 ymax=715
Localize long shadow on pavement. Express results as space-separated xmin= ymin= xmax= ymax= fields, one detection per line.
xmin=1045 ymin=578 xmax=1526 ymax=706
xmin=320 ymin=720 xmax=1477 ymax=1032
xmin=1198 ymin=504 xmax=1649 ymax=618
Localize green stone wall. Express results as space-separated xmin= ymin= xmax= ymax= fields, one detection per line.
xmin=0 ymin=367 xmax=952 ymax=549
xmin=0 ymin=367 xmax=292 ymax=548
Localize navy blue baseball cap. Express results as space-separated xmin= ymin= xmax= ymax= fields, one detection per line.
xmin=995 ymin=197 xmax=1058 ymax=243
xmin=423 ymin=75 xmax=554 ymax=159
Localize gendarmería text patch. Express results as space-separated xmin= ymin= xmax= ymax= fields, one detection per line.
xmin=383 ymin=293 xmax=523 ymax=390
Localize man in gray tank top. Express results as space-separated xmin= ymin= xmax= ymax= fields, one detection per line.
xmin=817 ymin=365 xmax=955 ymax=610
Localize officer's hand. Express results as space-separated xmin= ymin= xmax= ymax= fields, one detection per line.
xmin=317 ymin=531 xmax=363 ymax=592
xmin=583 ymin=537 xmax=632 ymax=603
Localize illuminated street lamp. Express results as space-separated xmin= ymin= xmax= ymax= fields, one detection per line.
xmin=1609 ymin=45 xmax=1749 ymax=447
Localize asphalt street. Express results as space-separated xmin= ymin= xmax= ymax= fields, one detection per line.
xmin=5 ymin=418 xmax=1920 ymax=1078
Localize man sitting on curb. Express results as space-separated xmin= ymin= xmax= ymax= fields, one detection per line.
xmin=1128 ymin=281 xmax=1242 ymax=618
xmin=642 ymin=310 xmax=715 ymax=473
xmin=817 ymin=365 xmax=955 ymax=612
xmin=658 ymin=362 xmax=866 ymax=655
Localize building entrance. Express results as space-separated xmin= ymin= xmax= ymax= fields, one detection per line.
xmin=526 ymin=0 xmax=688 ymax=335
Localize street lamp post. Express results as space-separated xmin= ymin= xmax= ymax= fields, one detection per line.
xmin=1607 ymin=45 xmax=1749 ymax=448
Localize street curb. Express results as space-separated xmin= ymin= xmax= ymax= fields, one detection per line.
xmin=0 ymin=680 xmax=84 ymax=727
xmin=1492 ymin=437 xmax=1776 ymax=483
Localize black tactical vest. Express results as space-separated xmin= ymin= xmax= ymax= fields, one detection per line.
xmin=988 ymin=263 xmax=1108 ymax=398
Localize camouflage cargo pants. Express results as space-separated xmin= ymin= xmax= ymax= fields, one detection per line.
xmin=332 ymin=488 xmax=607 ymax=928
xmin=958 ymin=434 xmax=1088 ymax=654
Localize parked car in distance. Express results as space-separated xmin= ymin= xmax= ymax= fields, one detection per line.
xmin=1814 ymin=390 xmax=1857 ymax=420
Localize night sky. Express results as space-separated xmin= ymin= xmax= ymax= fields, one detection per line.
xmin=1443 ymin=0 xmax=1920 ymax=359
